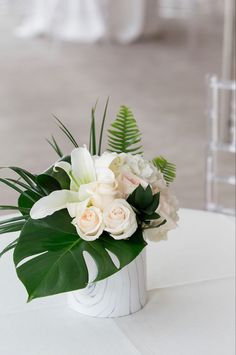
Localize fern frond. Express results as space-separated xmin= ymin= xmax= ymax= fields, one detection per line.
xmin=153 ymin=156 xmax=176 ymax=185
xmin=107 ymin=106 xmax=143 ymax=154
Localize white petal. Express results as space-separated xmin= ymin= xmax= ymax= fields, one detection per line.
xmin=71 ymin=147 xmax=96 ymax=184
xmin=78 ymin=182 xmax=97 ymax=201
xmin=95 ymin=152 xmax=118 ymax=169
xmin=53 ymin=161 xmax=71 ymax=175
xmin=67 ymin=198 xmax=90 ymax=218
xmin=73 ymin=220 xmax=104 ymax=241
xmin=30 ymin=190 xmax=80 ymax=219
xmin=53 ymin=161 xmax=79 ymax=191
xmin=96 ymin=167 xmax=115 ymax=183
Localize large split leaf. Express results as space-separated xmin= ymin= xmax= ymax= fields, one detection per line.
xmin=14 ymin=209 xmax=146 ymax=301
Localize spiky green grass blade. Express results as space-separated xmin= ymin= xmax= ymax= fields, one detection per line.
xmin=0 ymin=238 xmax=19 ymax=258
xmin=98 ymin=97 xmax=109 ymax=155
xmin=53 ymin=115 xmax=79 ymax=148
xmin=46 ymin=135 xmax=63 ymax=157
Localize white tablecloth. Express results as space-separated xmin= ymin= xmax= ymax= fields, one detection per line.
xmin=0 ymin=208 xmax=235 ymax=355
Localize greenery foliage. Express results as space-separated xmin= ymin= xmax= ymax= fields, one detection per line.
xmin=127 ymin=185 xmax=164 ymax=224
xmin=0 ymin=101 xmax=176 ymax=301
xmin=13 ymin=209 xmax=146 ymax=301
xmin=108 ymin=106 xmax=143 ymax=154
xmin=152 ymin=156 xmax=176 ymax=185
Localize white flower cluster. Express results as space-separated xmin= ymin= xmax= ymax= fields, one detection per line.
xmin=30 ymin=147 xmax=179 ymax=242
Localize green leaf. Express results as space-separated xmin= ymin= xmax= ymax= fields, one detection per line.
xmin=127 ymin=185 xmax=161 ymax=222
xmin=89 ymin=101 xmax=98 ymax=155
xmin=0 ymin=221 xmax=26 ymax=235
xmin=8 ymin=167 xmax=38 ymax=187
xmin=0 ymin=178 xmax=40 ymax=204
xmin=0 ymin=238 xmax=19 ymax=258
xmin=0 ymin=215 xmax=29 ymax=226
xmin=53 ymin=115 xmax=79 ymax=148
xmin=44 ymin=156 xmax=71 ymax=190
xmin=152 ymin=156 xmax=176 ymax=185
xmin=36 ymin=174 xmax=61 ymax=194
xmin=107 ymin=106 xmax=143 ymax=154
xmin=7 ymin=166 xmax=46 ymax=196
xmin=98 ymin=97 xmax=109 ymax=155
xmin=0 ymin=205 xmax=20 ymax=211
xmin=46 ymin=135 xmax=63 ymax=158
xmin=14 ymin=209 xmax=146 ymax=301
xmin=18 ymin=190 xmax=41 ymax=215
xmin=5 ymin=178 xmax=43 ymax=197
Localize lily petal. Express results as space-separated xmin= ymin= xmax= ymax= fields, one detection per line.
xmin=30 ymin=190 xmax=80 ymax=219
xmin=53 ymin=161 xmax=72 ymax=175
xmin=95 ymin=152 xmax=118 ymax=169
xmin=71 ymin=147 xmax=96 ymax=184
xmin=78 ymin=182 xmax=97 ymax=201
xmin=96 ymin=167 xmax=115 ymax=184
xmin=67 ymin=198 xmax=90 ymax=218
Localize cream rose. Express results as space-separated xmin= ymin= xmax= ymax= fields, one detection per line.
xmin=91 ymin=167 xmax=120 ymax=210
xmin=91 ymin=181 xmax=119 ymax=211
xmin=103 ymin=199 xmax=138 ymax=240
xmin=72 ymin=205 xmax=104 ymax=241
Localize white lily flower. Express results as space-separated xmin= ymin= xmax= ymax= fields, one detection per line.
xmin=53 ymin=146 xmax=96 ymax=191
xmin=30 ymin=147 xmax=120 ymax=220
xmin=54 ymin=161 xmax=71 ymax=176
xmin=71 ymin=147 xmax=96 ymax=185
xmin=30 ymin=190 xmax=80 ymax=219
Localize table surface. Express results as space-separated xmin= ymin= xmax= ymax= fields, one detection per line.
xmin=0 ymin=208 xmax=235 ymax=355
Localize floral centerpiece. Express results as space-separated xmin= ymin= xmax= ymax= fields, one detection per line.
xmin=0 ymin=102 xmax=178 ymax=317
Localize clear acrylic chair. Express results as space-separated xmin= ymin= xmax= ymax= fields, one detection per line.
xmin=206 ymin=75 xmax=236 ymax=216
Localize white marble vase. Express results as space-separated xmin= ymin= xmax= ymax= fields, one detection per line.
xmin=67 ymin=250 xmax=147 ymax=318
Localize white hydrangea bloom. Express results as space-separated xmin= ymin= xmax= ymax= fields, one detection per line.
xmin=118 ymin=153 xmax=166 ymax=192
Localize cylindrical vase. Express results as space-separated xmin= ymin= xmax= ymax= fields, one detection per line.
xmin=67 ymin=250 xmax=147 ymax=318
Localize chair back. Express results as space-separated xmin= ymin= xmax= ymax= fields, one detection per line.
xmin=206 ymin=75 xmax=236 ymax=215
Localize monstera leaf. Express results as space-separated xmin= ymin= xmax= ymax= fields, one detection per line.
xmin=13 ymin=210 xmax=146 ymax=301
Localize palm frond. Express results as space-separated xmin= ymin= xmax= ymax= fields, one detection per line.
xmin=0 ymin=215 xmax=29 ymax=237
xmin=0 ymin=220 xmax=26 ymax=234
xmin=6 ymin=178 xmax=43 ymax=197
xmin=7 ymin=167 xmax=37 ymax=187
xmin=46 ymin=135 xmax=63 ymax=157
xmin=53 ymin=115 xmax=79 ymax=148
xmin=152 ymin=156 xmax=176 ymax=185
xmin=107 ymin=105 xmax=143 ymax=154
xmin=0 ymin=167 xmax=46 ymax=197
xmin=0 ymin=215 xmax=29 ymax=226
xmin=0 ymin=178 xmax=38 ymax=203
